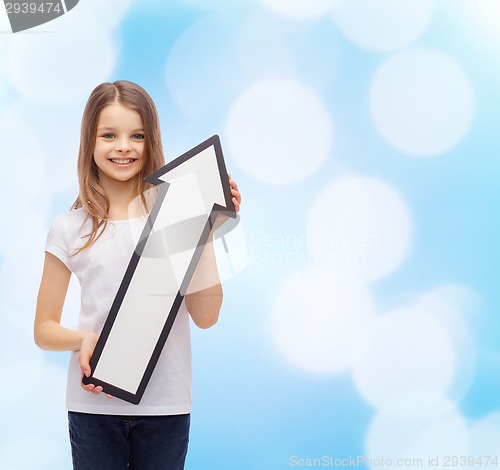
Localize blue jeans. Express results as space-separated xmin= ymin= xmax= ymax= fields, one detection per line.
xmin=68 ymin=411 xmax=190 ymax=470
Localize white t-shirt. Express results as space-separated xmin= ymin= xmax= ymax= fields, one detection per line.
xmin=45 ymin=207 xmax=192 ymax=416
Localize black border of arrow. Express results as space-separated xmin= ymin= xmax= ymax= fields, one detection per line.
xmin=83 ymin=135 xmax=236 ymax=404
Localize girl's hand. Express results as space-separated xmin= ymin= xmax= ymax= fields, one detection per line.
xmin=79 ymin=332 xmax=113 ymax=399
xmin=228 ymin=173 xmax=241 ymax=213
xmin=212 ymin=174 xmax=241 ymax=231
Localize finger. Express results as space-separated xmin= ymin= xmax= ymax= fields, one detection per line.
xmin=92 ymin=386 xmax=103 ymax=395
xmin=233 ymin=197 xmax=240 ymax=213
xmin=82 ymin=382 xmax=95 ymax=393
xmin=79 ymin=353 xmax=91 ymax=378
xmin=229 ymin=179 xmax=239 ymax=191
xmin=231 ymin=191 xmax=241 ymax=209
xmin=106 ymin=394 xmax=113 ymax=399
xmin=231 ymin=188 xmax=241 ymax=203
xmin=79 ymin=359 xmax=90 ymax=376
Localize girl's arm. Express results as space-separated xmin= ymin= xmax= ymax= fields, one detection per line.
xmin=34 ymin=252 xmax=108 ymax=396
xmin=34 ymin=252 xmax=83 ymax=350
xmin=185 ymin=233 xmax=223 ymax=329
xmin=185 ymin=175 xmax=241 ymax=328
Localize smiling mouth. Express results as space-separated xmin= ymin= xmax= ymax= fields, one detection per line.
xmin=109 ymin=158 xmax=136 ymax=165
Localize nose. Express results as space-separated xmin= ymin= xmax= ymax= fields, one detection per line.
xmin=116 ymin=137 xmax=131 ymax=153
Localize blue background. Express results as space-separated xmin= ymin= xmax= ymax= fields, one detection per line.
xmin=1 ymin=0 xmax=500 ymax=469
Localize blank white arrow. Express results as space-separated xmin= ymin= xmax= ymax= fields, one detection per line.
xmin=84 ymin=135 xmax=235 ymax=404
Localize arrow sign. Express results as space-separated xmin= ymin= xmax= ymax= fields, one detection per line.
xmin=82 ymin=135 xmax=236 ymax=404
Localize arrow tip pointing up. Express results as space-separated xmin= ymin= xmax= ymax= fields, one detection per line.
xmin=145 ymin=135 xmax=236 ymax=216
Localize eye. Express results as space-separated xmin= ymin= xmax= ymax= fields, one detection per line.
xmin=133 ymin=133 xmax=145 ymax=140
xmin=102 ymin=133 xmax=115 ymax=139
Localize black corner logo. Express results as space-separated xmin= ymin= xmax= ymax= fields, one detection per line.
xmin=3 ymin=0 xmax=79 ymax=33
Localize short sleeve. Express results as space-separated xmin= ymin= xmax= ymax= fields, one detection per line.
xmin=45 ymin=215 xmax=72 ymax=270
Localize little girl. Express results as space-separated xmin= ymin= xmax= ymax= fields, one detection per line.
xmin=34 ymin=80 xmax=241 ymax=470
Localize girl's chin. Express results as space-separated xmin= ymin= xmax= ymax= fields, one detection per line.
xmin=98 ymin=169 xmax=142 ymax=185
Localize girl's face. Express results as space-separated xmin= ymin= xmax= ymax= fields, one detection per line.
xmin=93 ymin=101 xmax=145 ymax=187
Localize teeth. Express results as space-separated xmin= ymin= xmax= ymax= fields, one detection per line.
xmin=111 ymin=159 xmax=134 ymax=164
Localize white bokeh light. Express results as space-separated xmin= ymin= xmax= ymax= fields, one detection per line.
xmin=366 ymin=401 xmax=469 ymax=469
xmin=270 ymin=269 xmax=377 ymax=374
xmin=332 ymin=0 xmax=433 ymax=51
xmin=68 ymin=0 xmax=132 ymax=31
xmin=226 ymin=79 xmax=332 ymax=185
xmin=352 ymin=307 xmax=456 ymax=412
xmin=0 ymin=357 xmax=68 ymax=442
xmin=21 ymin=360 xmax=68 ymax=423
xmin=469 ymin=412 xmax=500 ymax=465
xmin=370 ymin=48 xmax=475 ymax=156
xmin=405 ymin=412 xmax=469 ymax=464
xmin=0 ymin=34 xmax=9 ymax=102
xmin=165 ymin=13 xmax=243 ymax=120
xmin=0 ymin=108 xmax=48 ymax=256
xmin=0 ymin=360 xmax=70 ymax=468
xmin=459 ymin=0 xmax=500 ymax=45
xmin=0 ymin=203 xmax=48 ymax=262
xmin=235 ymin=14 xmax=295 ymax=83
xmin=0 ymin=437 xmax=67 ymax=469
xmin=0 ymin=225 xmax=80 ymax=333
xmin=7 ymin=11 xmax=117 ymax=101
xmin=259 ymin=0 xmax=334 ymax=19
xmin=307 ymin=177 xmax=412 ymax=282
xmin=0 ymin=226 xmax=47 ymax=330
xmin=179 ymin=0 xmax=253 ymax=11
xmin=416 ymin=285 xmax=478 ymax=403
xmin=0 ymin=108 xmax=46 ymax=204
xmin=0 ymin=72 xmax=7 ymax=105
xmin=0 ymin=348 xmax=44 ymax=411
xmin=235 ymin=13 xmax=340 ymax=91
xmin=8 ymin=98 xmax=81 ymax=194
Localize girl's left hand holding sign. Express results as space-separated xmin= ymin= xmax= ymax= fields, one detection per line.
xmin=34 ymin=252 xmax=110 ymax=397
xmin=79 ymin=332 xmax=113 ymax=398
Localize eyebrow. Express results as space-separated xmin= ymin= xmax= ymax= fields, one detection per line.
xmin=97 ymin=127 xmax=145 ymax=132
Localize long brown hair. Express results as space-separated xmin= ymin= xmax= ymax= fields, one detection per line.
xmin=72 ymin=80 xmax=165 ymax=252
